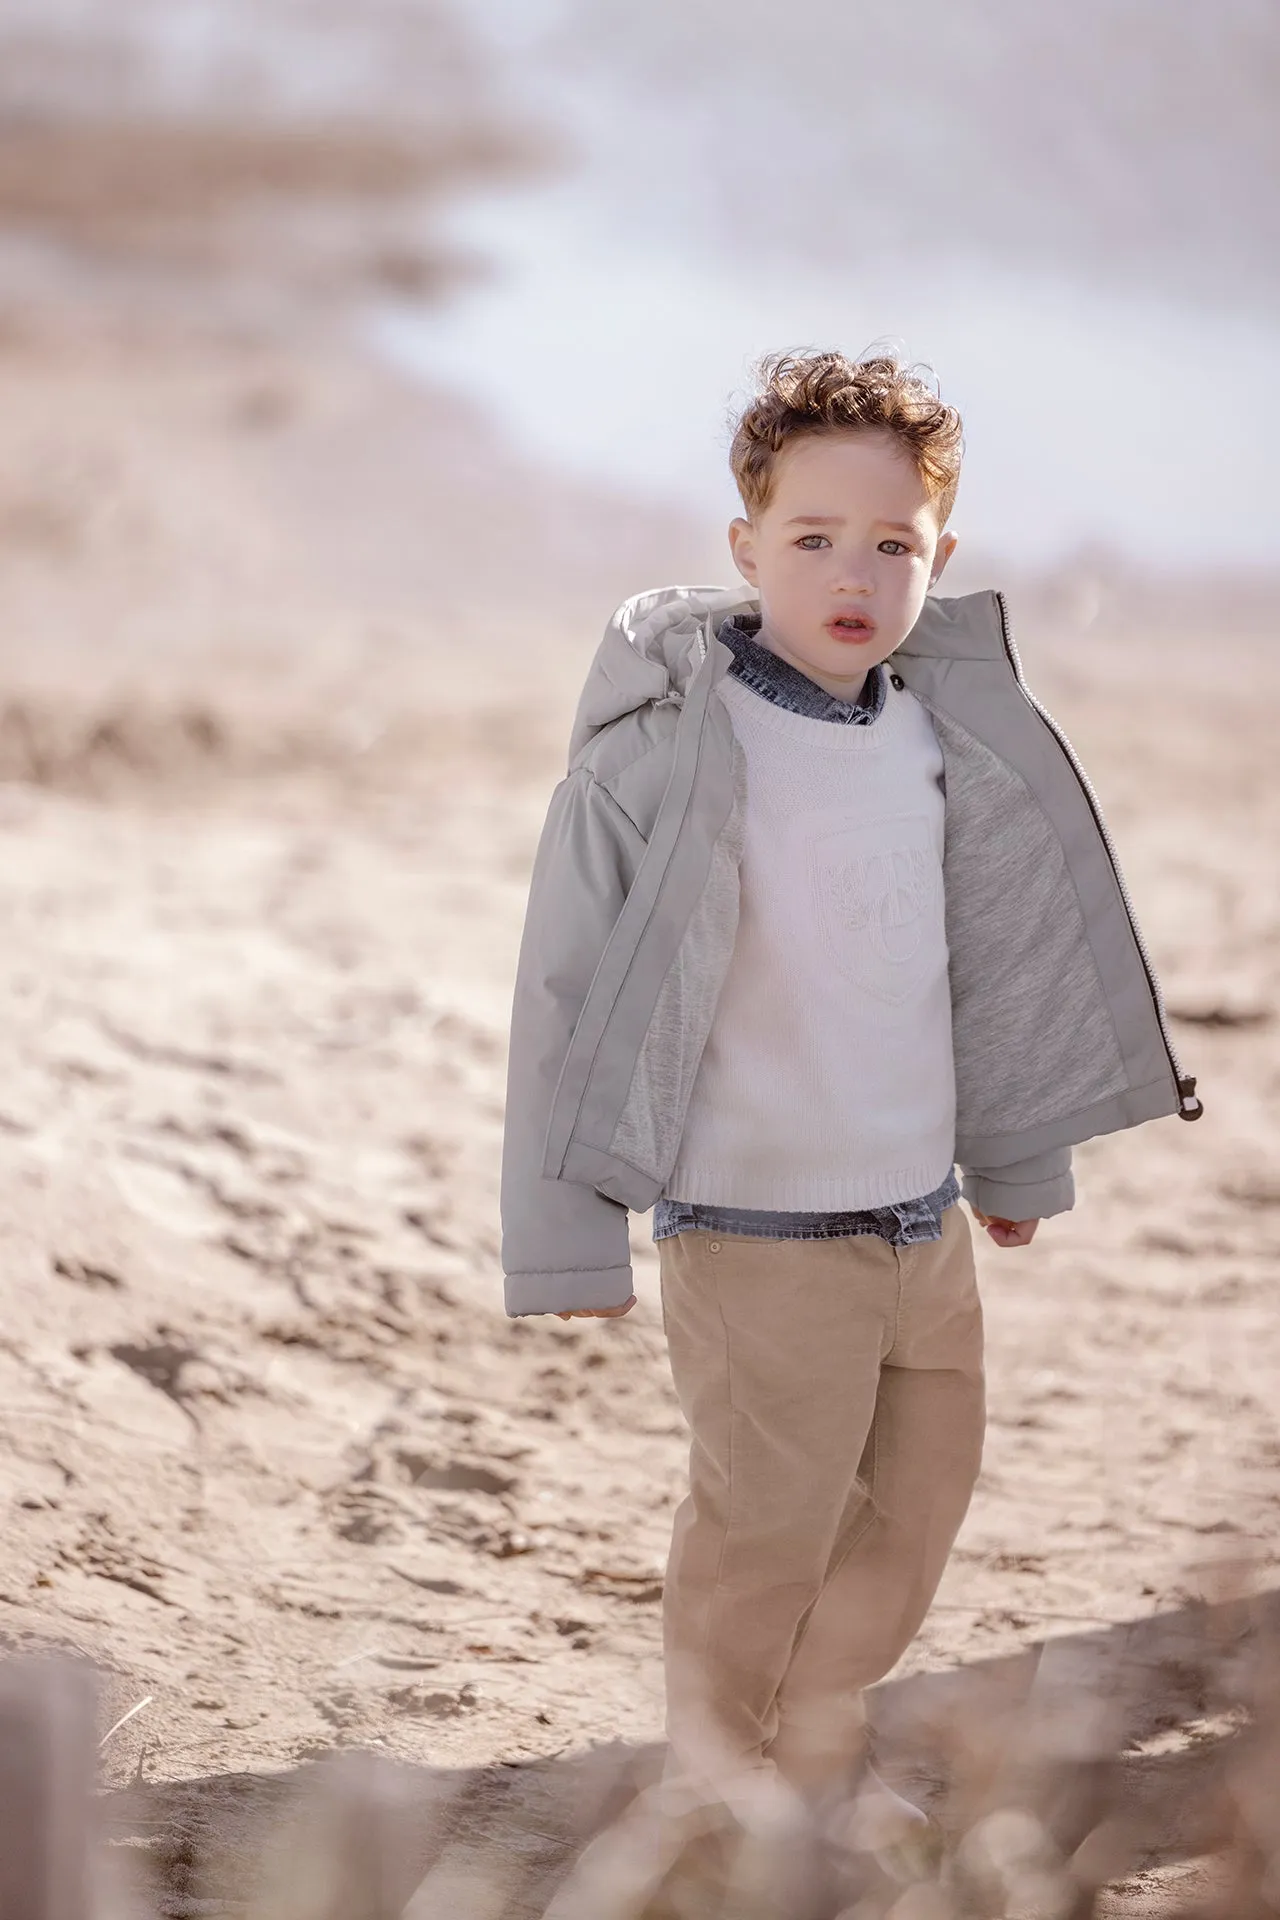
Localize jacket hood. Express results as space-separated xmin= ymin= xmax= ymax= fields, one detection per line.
xmin=567 ymin=583 xmax=757 ymax=767
xmin=565 ymin=580 xmax=1012 ymax=768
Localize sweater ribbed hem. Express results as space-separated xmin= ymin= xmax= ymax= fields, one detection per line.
xmin=664 ymin=1148 xmax=956 ymax=1213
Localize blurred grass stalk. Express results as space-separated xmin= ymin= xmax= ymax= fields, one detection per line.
xmin=7 ymin=1561 xmax=1280 ymax=1919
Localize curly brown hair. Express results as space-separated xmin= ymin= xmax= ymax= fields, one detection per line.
xmin=729 ymin=348 xmax=964 ymax=528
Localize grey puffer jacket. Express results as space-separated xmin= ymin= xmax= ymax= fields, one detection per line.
xmin=500 ymin=584 xmax=1202 ymax=1317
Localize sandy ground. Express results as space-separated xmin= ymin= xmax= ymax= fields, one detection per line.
xmin=0 ymin=319 xmax=1277 ymax=1915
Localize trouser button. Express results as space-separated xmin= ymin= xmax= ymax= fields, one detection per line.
xmin=708 ymin=1240 xmax=721 ymax=1253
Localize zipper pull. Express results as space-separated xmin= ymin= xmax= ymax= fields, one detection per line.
xmin=1177 ymin=1075 xmax=1204 ymax=1120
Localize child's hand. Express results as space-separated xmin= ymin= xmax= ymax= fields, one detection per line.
xmin=556 ymin=1295 xmax=637 ymax=1321
xmin=971 ymin=1210 xmax=1040 ymax=1248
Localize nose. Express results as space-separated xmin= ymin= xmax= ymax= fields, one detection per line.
xmin=827 ymin=549 xmax=875 ymax=593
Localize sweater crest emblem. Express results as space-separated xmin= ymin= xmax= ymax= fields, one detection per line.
xmin=809 ymin=812 xmax=944 ymax=1004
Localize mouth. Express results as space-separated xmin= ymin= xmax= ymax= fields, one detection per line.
xmin=825 ymin=613 xmax=877 ymax=643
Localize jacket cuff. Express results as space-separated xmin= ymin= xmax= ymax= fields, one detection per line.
xmin=960 ymin=1164 xmax=1075 ymax=1222
xmin=504 ymin=1262 xmax=634 ymax=1318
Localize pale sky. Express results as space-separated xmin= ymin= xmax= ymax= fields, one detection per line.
xmin=365 ymin=0 xmax=1280 ymax=572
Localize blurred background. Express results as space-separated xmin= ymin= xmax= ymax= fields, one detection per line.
xmin=1 ymin=0 xmax=1278 ymax=759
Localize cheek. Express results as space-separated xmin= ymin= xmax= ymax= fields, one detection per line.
xmin=888 ymin=557 xmax=929 ymax=598
xmin=761 ymin=554 xmax=800 ymax=600
xmin=777 ymin=551 xmax=823 ymax=593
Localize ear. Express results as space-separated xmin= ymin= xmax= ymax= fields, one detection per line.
xmin=929 ymin=530 xmax=958 ymax=586
xmin=728 ymin=517 xmax=759 ymax=585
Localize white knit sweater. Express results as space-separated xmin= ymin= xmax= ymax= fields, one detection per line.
xmin=665 ymin=672 xmax=957 ymax=1210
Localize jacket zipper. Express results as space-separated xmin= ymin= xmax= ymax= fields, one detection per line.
xmin=994 ymin=590 xmax=1203 ymax=1121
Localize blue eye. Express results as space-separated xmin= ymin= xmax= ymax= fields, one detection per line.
xmin=879 ymin=540 xmax=911 ymax=555
xmin=796 ymin=534 xmax=830 ymax=549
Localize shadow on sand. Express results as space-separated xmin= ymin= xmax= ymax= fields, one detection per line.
xmin=103 ymin=1587 xmax=1276 ymax=1916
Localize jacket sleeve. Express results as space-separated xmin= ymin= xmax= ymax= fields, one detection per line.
xmin=500 ymin=766 xmax=649 ymax=1317
xmin=958 ymin=1144 xmax=1074 ymax=1222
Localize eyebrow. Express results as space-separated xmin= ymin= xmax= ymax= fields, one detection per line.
xmin=784 ymin=515 xmax=920 ymax=533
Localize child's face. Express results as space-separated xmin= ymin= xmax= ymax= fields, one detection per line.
xmin=728 ymin=430 xmax=957 ymax=697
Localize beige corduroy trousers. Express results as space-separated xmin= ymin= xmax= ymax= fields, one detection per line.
xmin=657 ymin=1200 xmax=985 ymax=1794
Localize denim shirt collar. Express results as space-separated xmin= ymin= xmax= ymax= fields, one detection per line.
xmin=717 ymin=611 xmax=887 ymax=726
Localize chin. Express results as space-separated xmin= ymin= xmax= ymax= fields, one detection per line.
xmin=815 ymin=634 xmax=890 ymax=664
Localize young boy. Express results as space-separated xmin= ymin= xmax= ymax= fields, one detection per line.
xmin=499 ymin=350 xmax=1202 ymax=1812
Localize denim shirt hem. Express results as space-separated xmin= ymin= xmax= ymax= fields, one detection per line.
xmin=652 ymin=1168 xmax=961 ymax=1244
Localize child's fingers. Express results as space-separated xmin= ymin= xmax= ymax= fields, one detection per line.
xmin=985 ymin=1218 xmax=1038 ymax=1247
xmin=555 ymin=1296 xmax=637 ymax=1321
